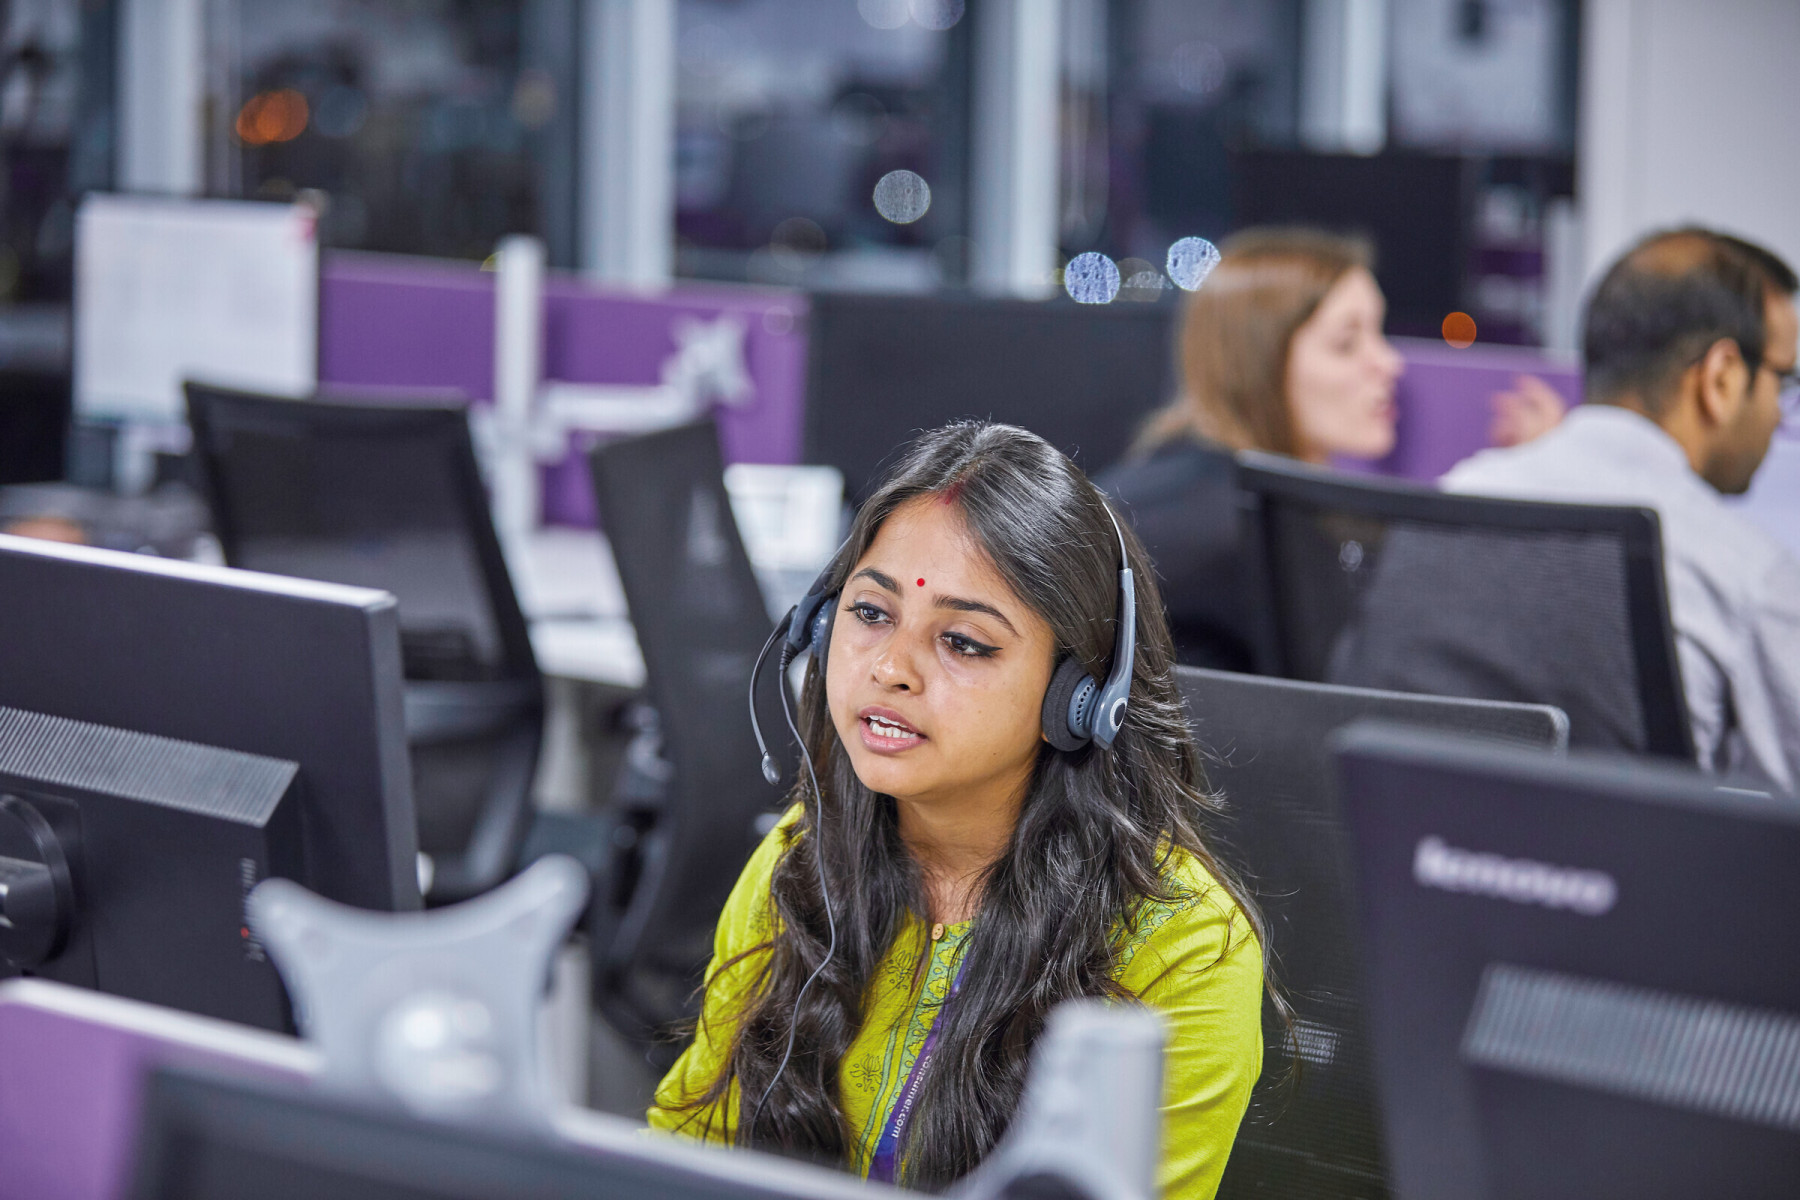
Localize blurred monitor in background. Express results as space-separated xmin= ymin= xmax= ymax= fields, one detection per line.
xmin=1098 ymin=228 xmax=1402 ymax=670
xmin=1443 ymin=228 xmax=1800 ymax=793
xmin=73 ymin=196 xmax=319 ymax=429
xmin=803 ymin=290 xmax=1176 ymax=502
xmin=1227 ymin=152 xmax=1463 ymax=338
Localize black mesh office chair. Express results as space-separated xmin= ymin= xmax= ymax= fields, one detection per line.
xmin=585 ymin=419 xmax=787 ymax=1046
xmin=185 ymin=384 xmax=544 ymax=904
xmin=1175 ymin=666 xmax=1568 ymax=1200
xmin=1235 ymin=453 xmax=1694 ymax=759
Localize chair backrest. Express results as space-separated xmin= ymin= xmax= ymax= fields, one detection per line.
xmin=186 ymin=384 xmax=544 ymax=899
xmin=1235 ymin=453 xmax=1693 ymax=759
xmin=186 ymin=383 xmax=538 ymax=686
xmin=1175 ymin=665 xmax=1567 ymax=1200
xmin=587 ymin=419 xmax=784 ymax=1036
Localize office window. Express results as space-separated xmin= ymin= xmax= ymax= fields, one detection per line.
xmin=1077 ymin=0 xmax=1300 ymax=269
xmin=1091 ymin=0 xmax=1574 ymax=345
xmin=213 ymin=0 xmax=579 ymax=265
xmin=674 ymin=0 xmax=972 ymax=291
xmin=0 ymin=0 xmax=111 ymax=305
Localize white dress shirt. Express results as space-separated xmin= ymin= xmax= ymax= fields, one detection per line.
xmin=1443 ymin=404 xmax=1800 ymax=793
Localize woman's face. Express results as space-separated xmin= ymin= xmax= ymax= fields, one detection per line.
xmin=825 ymin=495 xmax=1057 ymax=813
xmin=1285 ymin=266 xmax=1404 ymax=462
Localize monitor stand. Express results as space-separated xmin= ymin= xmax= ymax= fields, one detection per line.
xmin=249 ymin=853 xmax=589 ymax=1133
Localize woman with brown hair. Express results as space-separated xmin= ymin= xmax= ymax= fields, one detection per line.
xmin=1097 ymin=227 xmax=1404 ymax=669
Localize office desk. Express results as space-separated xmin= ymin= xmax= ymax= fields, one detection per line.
xmin=511 ymin=527 xmax=645 ymax=689
xmin=511 ymin=525 xmax=799 ymax=690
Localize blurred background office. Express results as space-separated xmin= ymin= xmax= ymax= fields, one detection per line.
xmin=2 ymin=0 xmax=1799 ymax=1145
xmin=0 ymin=1 xmax=1788 ymax=318
xmin=0 ymin=0 xmax=1795 ymax=509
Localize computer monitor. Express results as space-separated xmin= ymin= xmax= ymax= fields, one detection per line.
xmin=1334 ymin=723 xmax=1800 ymax=1200
xmin=74 ymin=195 xmax=318 ymax=425
xmin=129 ymin=1065 xmax=874 ymax=1200
xmin=0 ymin=706 xmax=305 ymax=1029
xmin=1227 ymin=149 xmax=1465 ymax=338
xmin=0 ymin=534 xmax=419 ymax=916
xmin=802 ymin=292 xmax=1177 ymax=501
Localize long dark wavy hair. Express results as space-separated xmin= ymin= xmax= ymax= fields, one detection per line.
xmin=670 ymin=422 xmax=1274 ymax=1189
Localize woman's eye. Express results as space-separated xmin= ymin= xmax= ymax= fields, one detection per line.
xmin=849 ymin=602 xmax=888 ymax=626
xmin=942 ymin=632 xmax=997 ymax=658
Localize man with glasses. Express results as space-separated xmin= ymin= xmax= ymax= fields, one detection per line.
xmin=1443 ymin=227 xmax=1800 ymax=792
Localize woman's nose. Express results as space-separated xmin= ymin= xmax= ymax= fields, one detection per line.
xmin=1375 ymin=336 xmax=1405 ymax=382
xmin=871 ymin=640 xmax=923 ymax=691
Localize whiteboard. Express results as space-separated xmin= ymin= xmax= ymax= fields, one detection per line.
xmin=74 ymin=194 xmax=319 ymax=423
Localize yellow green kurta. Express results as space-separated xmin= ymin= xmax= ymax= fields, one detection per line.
xmin=648 ymin=811 xmax=1264 ymax=1199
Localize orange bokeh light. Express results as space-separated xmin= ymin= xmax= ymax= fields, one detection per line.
xmin=236 ymin=89 xmax=309 ymax=146
xmin=1442 ymin=311 xmax=1478 ymax=349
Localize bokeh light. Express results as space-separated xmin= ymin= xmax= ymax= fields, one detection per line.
xmin=1172 ymin=42 xmax=1227 ymax=97
xmin=236 ymin=89 xmax=310 ymax=147
xmin=873 ymin=170 xmax=931 ymax=224
xmin=858 ymin=0 xmax=910 ymax=30
xmin=1064 ymin=252 xmax=1120 ymax=305
xmin=909 ymin=0 xmax=966 ymax=30
xmin=1167 ymin=237 xmax=1221 ymax=291
xmin=1442 ymin=311 xmax=1478 ymax=349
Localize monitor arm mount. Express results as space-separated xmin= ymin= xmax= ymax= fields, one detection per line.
xmin=249 ymin=854 xmax=588 ymax=1134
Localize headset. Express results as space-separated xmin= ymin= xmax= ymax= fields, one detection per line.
xmin=750 ymin=499 xmax=1137 ymax=776
xmin=740 ymin=495 xmax=1137 ymax=1133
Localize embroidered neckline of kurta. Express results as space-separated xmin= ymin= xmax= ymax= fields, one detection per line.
xmin=849 ymin=918 xmax=970 ymax=1173
xmin=843 ymin=889 xmax=1193 ymax=1177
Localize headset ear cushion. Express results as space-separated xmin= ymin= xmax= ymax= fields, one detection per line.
xmin=1041 ymin=657 xmax=1094 ymax=752
xmin=808 ymin=595 xmax=837 ymax=677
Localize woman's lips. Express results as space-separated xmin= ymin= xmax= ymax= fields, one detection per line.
xmin=857 ymin=706 xmax=926 ymax=754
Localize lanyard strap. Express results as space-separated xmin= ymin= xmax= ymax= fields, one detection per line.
xmin=867 ymin=955 xmax=967 ymax=1184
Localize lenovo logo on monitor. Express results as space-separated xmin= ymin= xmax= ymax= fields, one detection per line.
xmin=1413 ymin=836 xmax=1617 ymax=916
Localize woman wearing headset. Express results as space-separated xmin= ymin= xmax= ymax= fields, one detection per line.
xmin=650 ymin=422 xmax=1269 ymax=1199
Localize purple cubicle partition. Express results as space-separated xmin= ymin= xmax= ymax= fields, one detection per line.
xmin=1352 ymin=336 xmax=1582 ymax=482
xmin=0 ymin=980 xmax=315 ymax=1200
xmin=316 ymin=258 xmax=1586 ymax=503
xmin=317 ymin=251 xmax=810 ymax=527
xmin=317 ymin=260 xmax=1594 ymax=505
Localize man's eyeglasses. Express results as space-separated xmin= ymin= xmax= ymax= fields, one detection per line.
xmin=1770 ymin=363 xmax=1800 ymax=419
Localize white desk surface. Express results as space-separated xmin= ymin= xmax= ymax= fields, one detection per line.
xmin=511 ymin=527 xmax=645 ymax=688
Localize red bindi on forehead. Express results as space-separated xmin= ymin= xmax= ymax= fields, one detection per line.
xmin=916 ymin=578 xmax=925 ymax=587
